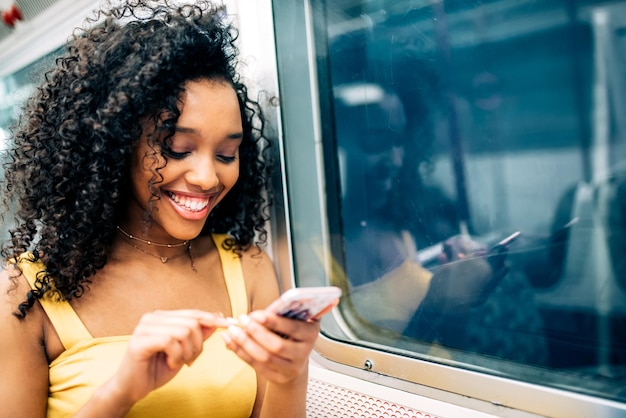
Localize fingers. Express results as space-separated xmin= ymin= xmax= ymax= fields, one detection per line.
xmin=248 ymin=310 xmax=320 ymax=342
xmin=222 ymin=324 xmax=292 ymax=382
xmin=130 ymin=310 xmax=229 ymax=368
xmin=221 ymin=311 xmax=320 ymax=383
xmin=111 ymin=309 xmax=234 ymax=404
xmin=440 ymin=235 xmax=488 ymax=264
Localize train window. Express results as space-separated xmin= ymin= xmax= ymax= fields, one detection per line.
xmin=0 ymin=50 xmax=62 ymax=242
xmin=274 ymin=0 xmax=626 ymax=409
xmin=0 ymin=50 xmax=60 ymax=148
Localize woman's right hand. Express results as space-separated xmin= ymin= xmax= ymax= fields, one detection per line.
xmin=98 ymin=310 xmax=230 ymax=409
xmin=428 ymin=234 xmax=509 ymax=313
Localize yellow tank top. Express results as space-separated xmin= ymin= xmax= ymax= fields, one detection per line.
xmin=17 ymin=234 xmax=256 ymax=418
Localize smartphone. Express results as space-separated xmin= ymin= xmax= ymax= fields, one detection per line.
xmin=490 ymin=231 xmax=521 ymax=254
xmin=266 ymin=286 xmax=342 ymax=321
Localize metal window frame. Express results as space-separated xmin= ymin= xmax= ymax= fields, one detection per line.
xmin=270 ymin=0 xmax=626 ymax=416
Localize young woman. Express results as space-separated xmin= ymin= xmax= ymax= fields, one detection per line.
xmin=0 ymin=1 xmax=321 ymax=416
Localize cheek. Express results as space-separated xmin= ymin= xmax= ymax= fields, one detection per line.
xmin=130 ymin=154 xmax=162 ymax=202
xmin=130 ymin=166 xmax=153 ymax=205
xmin=212 ymin=164 xmax=239 ymax=207
xmin=224 ymin=162 xmax=240 ymax=189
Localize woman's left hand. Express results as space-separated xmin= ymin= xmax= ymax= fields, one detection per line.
xmin=221 ymin=311 xmax=320 ymax=383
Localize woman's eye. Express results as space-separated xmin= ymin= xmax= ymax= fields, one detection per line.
xmin=162 ymin=147 xmax=189 ymax=159
xmin=217 ymin=155 xmax=237 ymax=163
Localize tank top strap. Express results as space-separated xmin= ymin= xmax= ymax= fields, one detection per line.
xmin=211 ymin=234 xmax=249 ymax=318
xmin=13 ymin=253 xmax=92 ymax=349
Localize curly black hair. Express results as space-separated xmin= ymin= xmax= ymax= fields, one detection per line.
xmin=1 ymin=0 xmax=272 ymax=317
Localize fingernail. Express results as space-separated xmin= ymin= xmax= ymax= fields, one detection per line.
xmin=238 ymin=314 xmax=250 ymax=327
xmin=250 ymin=310 xmax=267 ymax=324
xmin=228 ymin=325 xmax=243 ymax=338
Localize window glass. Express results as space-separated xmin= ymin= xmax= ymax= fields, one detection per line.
xmin=312 ymin=0 xmax=626 ymax=402
xmin=0 ymin=50 xmax=60 ymax=150
xmin=0 ymin=50 xmax=61 ymax=240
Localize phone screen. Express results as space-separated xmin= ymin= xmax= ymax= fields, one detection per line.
xmin=490 ymin=231 xmax=521 ymax=254
xmin=267 ymin=286 xmax=341 ymax=321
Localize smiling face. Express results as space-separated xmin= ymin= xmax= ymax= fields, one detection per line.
xmin=126 ymin=78 xmax=243 ymax=242
xmin=336 ymin=87 xmax=406 ymax=216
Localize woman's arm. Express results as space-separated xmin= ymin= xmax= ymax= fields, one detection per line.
xmin=0 ymin=268 xmax=49 ymax=418
xmin=225 ymin=310 xmax=316 ymax=418
xmin=0 ymin=267 xmax=230 ymax=418
xmin=235 ymin=248 xmax=316 ymax=418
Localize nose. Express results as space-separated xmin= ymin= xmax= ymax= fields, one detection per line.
xmin=186 ymin=157 xmax=220 ymax=191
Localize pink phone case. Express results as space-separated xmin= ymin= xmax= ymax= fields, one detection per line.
xmin=267 ymin=286 xmax=341 ymax=320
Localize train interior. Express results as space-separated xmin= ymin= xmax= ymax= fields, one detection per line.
xmin=1 ymin=0 xmax=626 ymax=416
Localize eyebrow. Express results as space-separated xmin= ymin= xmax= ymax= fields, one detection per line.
xmin=175 ymin=126 xmax=243 ymax=139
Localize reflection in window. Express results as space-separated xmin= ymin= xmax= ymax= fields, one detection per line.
xmin=317 ymin=0 xmax=626 ymax=402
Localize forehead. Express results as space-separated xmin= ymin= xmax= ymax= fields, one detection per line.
xmin=137 ymin=79 xmax=242 ymax=150
xmin=179 ymin=79 xmax=240 ymax=117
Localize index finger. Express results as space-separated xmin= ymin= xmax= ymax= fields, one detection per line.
xmin=155 ymin=310 xmax=232 ymax=330
xmin=196 ymin=312 xmax=233 ymax=329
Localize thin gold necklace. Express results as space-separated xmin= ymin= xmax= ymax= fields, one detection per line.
xmin=116 ymin=226 xmax=197 ymax=272
xmin=118 ymin=238 xmax=189 ymax=263
xmin=116 ymin=225 xmax=188 ymax=248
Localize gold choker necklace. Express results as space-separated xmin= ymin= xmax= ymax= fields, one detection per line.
xmin=122 ymin=239 xmax=192 ymax=264
xmin=116 ymin=225 xmax=188 ymax=248
xmin=116 ymin=225 xmax=197 ymax=272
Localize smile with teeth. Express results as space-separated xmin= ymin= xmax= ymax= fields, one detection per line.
xmin=166 ymin=191 xmax=211 ymax=212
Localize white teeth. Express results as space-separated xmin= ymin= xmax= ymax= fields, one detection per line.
xmin=168 ymin=192 xmax=210 ymax=212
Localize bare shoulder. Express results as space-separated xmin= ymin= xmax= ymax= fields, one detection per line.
xmin=240 ymin=244 xmax=280 ymax=311
xmin=240 ymin=244 xmax=275 ymax=272
xmin=0 ymin=265 xmax=49 ymax=416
